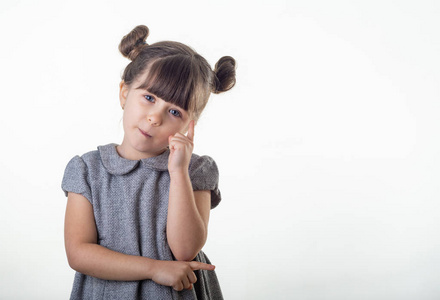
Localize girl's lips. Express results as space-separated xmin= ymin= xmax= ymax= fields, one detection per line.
xmin=139 ymin=128 xmax=152 ymax=138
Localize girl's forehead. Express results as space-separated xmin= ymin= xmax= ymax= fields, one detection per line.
xmin=132 ymin=68 xmax=165 ymax=92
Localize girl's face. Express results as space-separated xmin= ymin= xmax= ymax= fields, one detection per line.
xmin=117 ymin=76 xmax=191 ymax=160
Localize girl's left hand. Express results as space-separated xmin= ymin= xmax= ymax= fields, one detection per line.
xmin=168 ymin=120 xmax=195 ymax=174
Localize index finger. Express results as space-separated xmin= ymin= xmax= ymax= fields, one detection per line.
xmin=189 ymin=261 xmax=215 ymax=271
xmin=186 ymin=120 xmax=195 ymax=141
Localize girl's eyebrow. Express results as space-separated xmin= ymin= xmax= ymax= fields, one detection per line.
xmin=132 ymin=83 xmax=150 ymax=92
xmin=136 ymin=86 xmax=149 ymax=92
xmin=137 ymin=87 xmax=156 ymax=96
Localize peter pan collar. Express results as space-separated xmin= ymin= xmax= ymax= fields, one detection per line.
xmin=98 ymin=143 xmax=170 ymax=175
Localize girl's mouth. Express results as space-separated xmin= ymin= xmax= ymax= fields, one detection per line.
xmin=139 ymin=128 xmax=152 ymax=138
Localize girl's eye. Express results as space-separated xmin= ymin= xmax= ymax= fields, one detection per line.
xmin=169 ymin=109 xmax=181 ymax=118
xmin=144 ymin=95 xmax=155 ymax=103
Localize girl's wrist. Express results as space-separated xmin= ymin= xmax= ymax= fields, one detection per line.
xmin=168 ymin=168 xmax=190 ymax=179
xmin=143 ymin=257 xmax=159 ymax=280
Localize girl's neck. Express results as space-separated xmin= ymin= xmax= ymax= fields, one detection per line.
xmin=116 ymin=143 xmax=167 ymax=161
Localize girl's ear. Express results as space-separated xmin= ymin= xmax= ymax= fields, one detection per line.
xmin=119 ymin=81 xmax=128 ymax=109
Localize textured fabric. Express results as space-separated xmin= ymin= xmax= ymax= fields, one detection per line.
xmin=61 ymin=144 xmax=223 ymax=300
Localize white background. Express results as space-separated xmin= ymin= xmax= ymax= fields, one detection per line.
xmin=1 ymin=0 xmax=439 ymax=299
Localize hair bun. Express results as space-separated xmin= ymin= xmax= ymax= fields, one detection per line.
xmin=213 ymin=56 xmax=236 ymax=94
xmin=119 ymin=25 xmax=150 ymax=61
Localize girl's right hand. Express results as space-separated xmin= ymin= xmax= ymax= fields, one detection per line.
xmin=151 ymin=260 xmax=215 ymax=291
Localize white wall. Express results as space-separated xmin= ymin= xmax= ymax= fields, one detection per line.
xmin=1 ymin=0 xmax=439 ymax=299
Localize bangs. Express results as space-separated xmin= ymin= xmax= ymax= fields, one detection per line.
xmin=137 ymin=55 xmax=199 ymax=112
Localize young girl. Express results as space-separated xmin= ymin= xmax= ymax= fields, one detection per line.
xmin=62 ymin=25 xmax=236 ymax=299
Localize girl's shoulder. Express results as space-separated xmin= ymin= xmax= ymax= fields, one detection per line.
xmin=62 ymin=144 xmax=133 ymax=178
xmin=189 ymin=153 xmax=219 ymax=176
xmin=188 ymin=154 xmax=221 ymax=209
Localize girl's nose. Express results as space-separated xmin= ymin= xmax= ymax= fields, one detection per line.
xmin=148 ymin=112 xmax=162 ymax=127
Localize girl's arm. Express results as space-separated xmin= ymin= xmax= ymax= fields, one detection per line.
xmin=167 ymin=178 xmax=211 ymax=261
xmin=64 ymin=192 xmax=214 ymax=289
xmin=167 ymin=121 xmax=211 ymax=261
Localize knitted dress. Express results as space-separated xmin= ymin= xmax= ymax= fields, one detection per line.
xmin=62 ymin=144 xmax=223 ymax=300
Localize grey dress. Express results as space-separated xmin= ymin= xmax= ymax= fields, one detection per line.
xmin=61 ymin=144 xmax=223 ymax=300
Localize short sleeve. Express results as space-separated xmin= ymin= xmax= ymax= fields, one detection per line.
xmin=61 ymin=156 xmax=93 ymax=204
xmin=189 ymin=155 xmax=221 ymax=209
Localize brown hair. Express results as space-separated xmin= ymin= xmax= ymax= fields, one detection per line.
xmin=119 ymin=25 xmax=236 ymax=120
